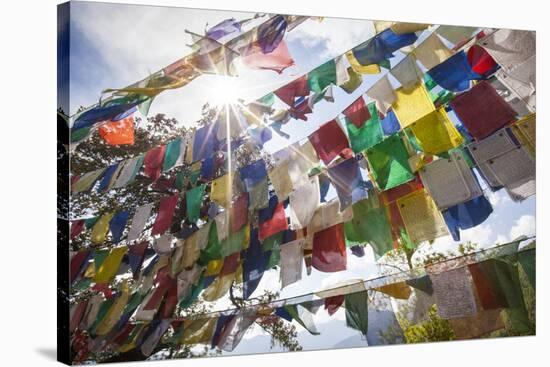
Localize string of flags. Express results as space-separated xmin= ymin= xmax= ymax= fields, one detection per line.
xmin=69 ymin=17 xmax=536 ymax=362
xmin=68 ymin=14 xmax=310 ymax=146
xmin=69 ymin=238 xmax=535 ymax=361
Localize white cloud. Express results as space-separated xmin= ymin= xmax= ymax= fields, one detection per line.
xmin=486 ymin=189 xmax=511 ymax=208
xmin=286 ymin=17 xmax=374 ymax=59
xmin=509 ymin=214 xmax=536 ymax=240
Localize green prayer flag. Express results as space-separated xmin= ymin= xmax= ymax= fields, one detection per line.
xmin=345 ymin=291 xmax=369 ymax=335
xmin=186 ymin=184 xmax=206 ymax=223
xmin=267 ymin=244 xmax=281 ymax=268
xmin=179 ymin=277 xmax=205 ymax=308
xmin=423 ymin=73 xmax=437 ymax=90
xmin=220 ymin=226 xmax=247 ymax=257
xmin=93 ymin=249 xmax=110 ymax=273
xmin=200 ymin=221 xmax=222 ymax=263
xmin=261 ymin=232 xmax=283 ymax=252
xmin=379 ymin=59 xmax=391 ymax=70
xmin=284 ymin=305 xmax=320 ymax=335
xmin=345 ymin=102 xmax=383 ymax=153
xmin=175 ymin=171 xmax=187 ymax=190
xmin=84 ymin=216 xmax=99 ymax=230
xmin=90 ymin=298 xmax=114 ymax=334
xmin=344 ymin=192 xmax=394 ymax=258
xmin=308 ymin=59 xmax=337 ymax=93
xmin=518 ymin=248 xmax=535 ymax=288
xmin=162 ymin=138 xmax=182 ymax=172
xmin=71 ymin=127 xmax=91 ymax=143
xmin=365 ymin=133 xmax=414 ymax=191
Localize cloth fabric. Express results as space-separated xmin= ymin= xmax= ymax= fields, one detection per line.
xmin=143 ymin=145 xmax=166 ymax=181
xmin=335 ymin=55 xmax=351 ymax=86
xmin=192 ymin=123 xmax=218 ymax=162
xmin=140 ymin=319 xmax=171 ymax=356
xmin=289 ymin=176 xmax=320 ymax=230
xmin=436 ymin=25 xmax=478 ymax=45
xmin=162 ymin=138 xmax=183 ymax=172
xmin=70 ymin=220 xmax=85 ymax=240
xmin=442 ymin=195 xmax=493 ymax=241
xmin=308 ymin=59 xmax=337 ymax=93
xmin=91 ymin=213 xmax=115 ymax=244
xmin=430 ymin=266 xmax=477 ymax=319
xmin=186 ymin=184 xmax=206 ymax=223
xmin=427 ymin=50 xmax=481 ymax=92
xmin=72 ymin=95 xmax=145 ymax=130
xmin=241 ymin=39 xmax=295 ymax=74
xmin=308 ymin=198 xmax=353 ymax=235
xmin=367 ymin=292 xmax=404 ymax=345
xmin=180 ymin=317 xmax=217 ymax=345
xmin=211 ymin=173 xmax=236 ymax=208
xmin=413 ymin=33 xmax=453 ymax=70
xmin=239 ymin=159 xmax=268 ymax=191
xmin=153 ymin=234 xmax=172 ymax=255
xmin=206 ymin=18 xmax=242 ymax=40
xmin=284 ymin=304 xmax=320 ymax=335
xmin=324 ymin=295 xmax=345 ymax=316
xmin=366 ymin=75 xmax=396 ymax=115
xmin=259 ymin=200 xmax=288 ymax=241
xmin=392 ymin=82 xmax=435 ymax=128
xmin=344 ymin=193 xmax=394 ymax=258
xmin=112 ymin=155 xmax=144 ymax=188
xmin=419 ymin=152 xmax=482 ymax=210
xmin=365 ymin=134 xmax=414 ymax=191
xmin=247 ymin=178 xmax=269 ymax=211
xmin=312 ymin=223 xmax=347 ymax=273
xmin=280 ymin=239 xmax=305 ymax=288
xmin=220 ymin=226 xmax=248 ymax=257
xmin=397 ymin=189 xmax=448 ymax=243
xmin=98 ymin=115 xmax=135 ymax=145
xmin=450 ymin=81 xmax=517 ymax=140
xmin=495 ymin=54 xmax=536 ymax=112
xmin=127 ymin=241 xmax=149 ymax=278
xmin=217 ymin=312 xmax=257 ymax=352
xmin=327 ymin=157 xmax=366 ymax=211
xmin=72 ymin=168 xmax=105 ymax=193
xmin=479 ymin=29 xmax=535 ymax=72
xmin=375 ymin=281 xmax=412 ymax=300
xmin=274 ymin=75 xmax=309 ymax=106
xmin=230 ymin=193 xmax=249 ymax=233
xmin=93 ymin=246 xmax=127 ymax=284
xmin=345 ymin=50 xmax=381 ymax=74
xmin=380 ymin=109 xmax=400 ymax=136
xmin=408 ymin=107 xmax=464 ymax=155
xmin=127 ymin=203 xmax=154 ymax=241
xmin=95 ymin=282 xmax=130 ymax=335
xmin=97 ymin=164 xmax=119 ymax=192
xmin=109 ymin=211 xmax=129 ymax=243
xmin=391 ymin=22 xmax=430 ymax=34
xmin=345 ymin=102 xmax=383 ymax=153
xmin=340 ymin=66 xmax=363 ymax=93
xmin=344 ymin=290 xmax=369 ymax=335
xmin=151 ymin=193 xmax=179 ymax=235
xmin=342 ymin=96 xmax=371 ymax=128
xmin=257 ymin=14 xmax=287 ymax=53
xmin=468 ymin=259 xmax=510 ymax=310
xmin=308 ymin=119 xmax=350 ymax=164
xmin=511 ymin=113 xmax=536 ymax=157
xmin=467 ymin=44 xmax=498 ymax=75
xmin=351 ymin=28 xmax=418 ymax=66
xmin=390 ymin=54 xmax=423 ymax=90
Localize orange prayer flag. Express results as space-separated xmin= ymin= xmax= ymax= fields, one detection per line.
xmin=98 ymin=115 xmax=135 ymax=145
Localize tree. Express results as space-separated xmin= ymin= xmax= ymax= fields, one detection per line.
xmin=69 ymin=106 xmax=301 ymax=363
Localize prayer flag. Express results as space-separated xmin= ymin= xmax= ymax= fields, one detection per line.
xmin=408 ymin=107 xmax=464 ymax=154
xmin=366 ymin=74 xmax=396 ymax=114
xmin=427 ymin=50 xmax=481 ymax=92
xmin=308 ymin=119 xmax=350 ymax=165
xmin=186 ymin=184 xmax=206 ymax=223
xmin=91 ymin=213 xmax=115 ymax=244
xmin=143 ymin=145 xmax=166 ymax=181
xmin=98 ymin=115 xmax=135 ymax=146
xmin=109 ymin=210 xmax=130 ymax=243
xmin=127 ymin=203 xmax=154 ymax=241
xmin=392 ymin=82 xmax=435 ymax=128
xmin=151 ymin=193 xmax=179 ymax=235
xmin=342 ymin=96 xmax=371 ymax=128
xmin=312 ymin=223 xmax=346 ymax=273
xmin=413 ymin=33 xmax=453 ymax=70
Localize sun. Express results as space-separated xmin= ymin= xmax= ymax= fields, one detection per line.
xmin=205 ymin=75 xmax=244 ymax=107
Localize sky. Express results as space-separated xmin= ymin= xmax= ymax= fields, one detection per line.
xmin=68 ymin=0 xmax=536 ymax=356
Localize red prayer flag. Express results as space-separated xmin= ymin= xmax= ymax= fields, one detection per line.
xmin=308 ymin=119 xmax=350 ymax=164
xmin=241 ymin=40 xmax=295 ymax=74
xmin=467 ymin=44 xmax=497 ymax=75
xmin=70 ymin=220 xmax=86 ymax=239
xmin=144 ymin=145 xmax=167 ymax=181
xmin=230 ymin=193 xmax=249 ymax=233
xmin=274 ymin=75 xmax=309 ymax=106
xmin=70 ymin=250 xmax=90 ymax=282
xmin=144 ymin=267 xmax=172 ymax=310
xmin=312 ymin=223 xmax=347 ymax=272
xmin=70 ymin=300 xmax=88 ymax=332
xmin=450 ymin=81 xmax=517 ymax=140
xmin=98 ymin=115 xmax=135 ymax=145
xmin=159 ymin=279 xmax=178 ymax=319
xmin=219 ymin=252 xmax=241 ymax=276
xmin=324 ymin=295 xmax=345 ymax=316
xmin=468 ymin=261 xmax=509 ymax=309
xmin=259 ymin=202 xmax=288 ymax=241
xmin=151 ymin=192 xmax=179 ymax=235
xmin=343 ymin=96 xmax=371 ymax=128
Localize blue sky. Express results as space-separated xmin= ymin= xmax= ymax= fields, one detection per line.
xmin=69 ymin=1 xmax=535 ymax=354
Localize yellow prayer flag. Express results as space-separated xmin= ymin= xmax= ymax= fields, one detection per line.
xmin=94 ymin=246 xmax=127 ymax=284
xmin=211 ymin=174 xmax=234 ymax=208
xmin=95 ymin=281 xmax=130 ymax=335
xmin=390 ymin=22 xmax=430 ymax=35
xmin=346 ymin=51 xmax=381 ymax=75
xmin=180 ymin=317 xmax=217 ymax=345
xmin=392 ymin=83 xmax=435 ymax=128
xmin=397 ymin=189 xmax=448 ymax=243
xmin=90 ymin=213 xmax=115 ymax=244
xmin=375 ymin=282 xmax=412 ymax=300
xmin=202 ymin=272 xmax=236 ymax=302
xmin=511 ymin=113 xmax=536 ymax=157
xmin=204 ymin=259 xmax=224 ymax=276
xmin=409 ymin=108 xmax=464 ymax=155
xmin=373 ymin=20 xmax=394 ymax=34
xmin=72 ymin=169 xmax=105 ymax=193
